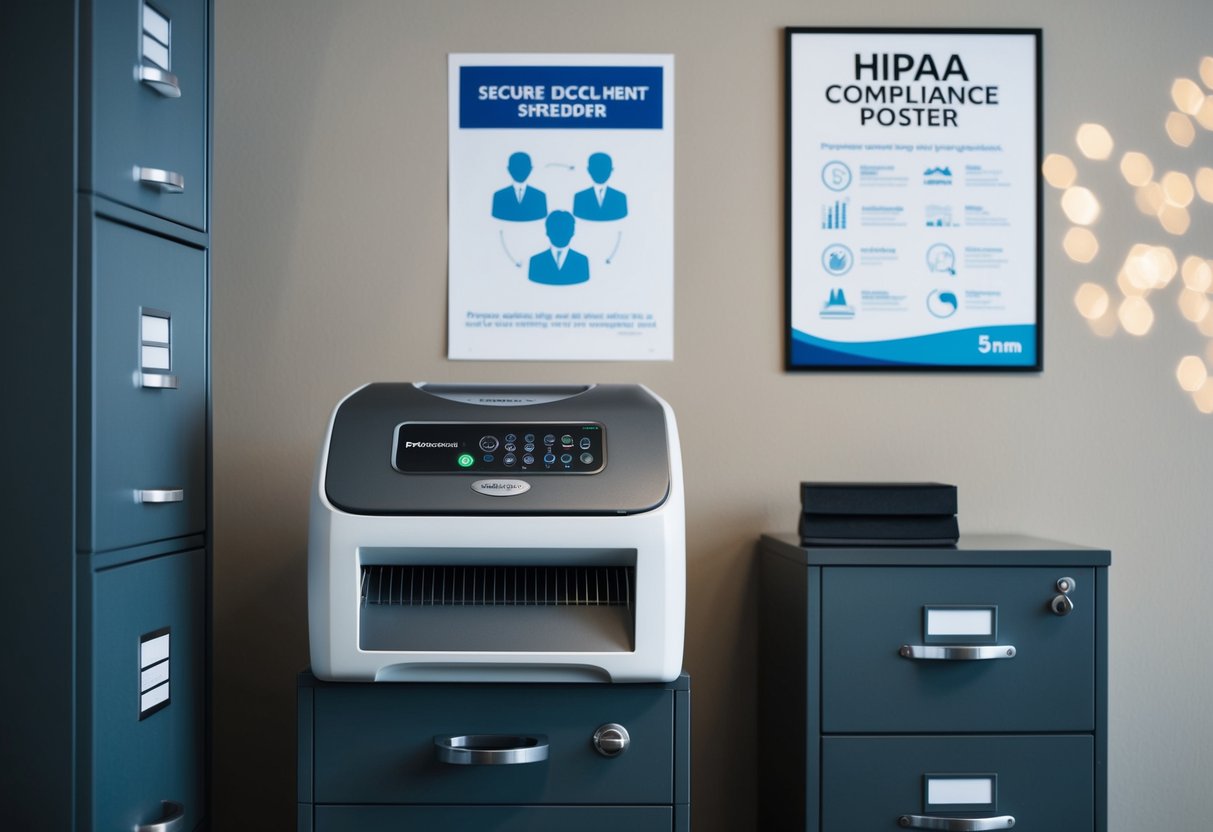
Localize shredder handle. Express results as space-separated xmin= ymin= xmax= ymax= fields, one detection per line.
xmin=434 ymin=734 xmax=550 ymax=765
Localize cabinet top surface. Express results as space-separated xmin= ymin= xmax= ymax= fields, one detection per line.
xmin=761 ymin=532 xmax=1111 ymax=566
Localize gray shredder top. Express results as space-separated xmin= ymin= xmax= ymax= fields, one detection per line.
xmin=324 ymin=383 xmax=672 ymax=516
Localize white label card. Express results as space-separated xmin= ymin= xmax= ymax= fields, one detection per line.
xmin=927 ymin=777 xmax=994 ymax=806
xmin=926 ymin=607 xmax=993 ymax=637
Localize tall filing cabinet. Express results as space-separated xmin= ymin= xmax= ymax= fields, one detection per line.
xmin=1 ymin=1 xmax=211 ymax=829
xmin=758 ymin=534 xmax=1109 ymax=831
xmin=297 ymin=672 xmax=692 ymax=832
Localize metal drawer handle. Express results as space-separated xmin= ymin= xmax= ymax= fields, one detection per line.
xmin=434 ymin=734 xmax=549 ymax=765
xmin=900 ymin=644 xmax=1017 ymax=660
xmin=135 ymin=800 xmax=185 ymax=832
xmin=136 ymin=66 xmax=182 ymax=98
xmin=135 ymin=489 xmax=184 ymax=504
xmin=899 ymin=813 xmax=1015 ymax=830
xmin=135 ymin=167 xmax=185 ymax=194
xmin=140 ymin=373 xmax=179 ymax=390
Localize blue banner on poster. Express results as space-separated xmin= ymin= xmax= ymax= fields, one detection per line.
xmin=790 ymin=324 xmax=1037 ymax=367
xmin=460 ymin=66 xmax=663 ymax=129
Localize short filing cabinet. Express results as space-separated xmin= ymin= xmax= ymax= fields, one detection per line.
xmin=297 ymin=672 xmax=691 ymax=832
xmin=758 ymin=534 xmax=1109 ymax=831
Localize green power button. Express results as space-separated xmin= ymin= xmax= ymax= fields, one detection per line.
xmin=456 ymin=453 xmax=475 ymax=468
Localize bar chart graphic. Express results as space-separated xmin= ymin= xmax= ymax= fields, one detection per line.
xmin=821 ymin=200 xmax=848 ymax=230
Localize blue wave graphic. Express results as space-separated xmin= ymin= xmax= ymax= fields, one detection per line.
xmin=791 ymin=324 xmax=1037 ymax=367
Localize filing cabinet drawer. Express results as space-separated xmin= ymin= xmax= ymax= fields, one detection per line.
xmin=822 ymin=566 xmax=1095 ymax=733
xmin=92 ymin=548 xmax=206 ymax=832
xmin=91 ymin=217 xmax=206 ymax=553
xmin=313 ymin=683 xmax=674 ymax=805
xmin=822 ymin=735 xmax=1094 ymax=831
xmin=91 ymin=0 xmax=208 ymax=230
xmin=315 ymin=806 xmax=674 ymax=832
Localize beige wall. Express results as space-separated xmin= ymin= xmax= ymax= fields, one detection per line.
xmin=213 ymin=1 xmax=1213 ymax=827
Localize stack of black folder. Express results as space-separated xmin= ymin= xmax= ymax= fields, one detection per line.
xmin=799 ymin=482 xmax=959 ymax=546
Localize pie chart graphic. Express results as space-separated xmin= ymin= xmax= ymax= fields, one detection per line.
xmin=927 ymin=289 xmax=959 ymax=318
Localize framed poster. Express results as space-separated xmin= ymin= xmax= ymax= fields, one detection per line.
xmin=786 ymin=28 xmax=1042 ymax=370
xmin=448 ymin=53 xmax=675 ymax=361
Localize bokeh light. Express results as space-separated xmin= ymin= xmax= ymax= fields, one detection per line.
xmin=1177 ymin=355 xmax=1208 ymax=392
xmin=1171 ymin=78 xmax=1205 ymax=114
xmin=1042 ymin=153 xmax=1078 ymax=189
xmin=1123 ymin=245 xmax=1176 ymax=289
xmin=1135 ymin=182 xmax=1165 ymax=215
xmin=1196 ymin=167 xmax=1213 ymax=202
xmin=1075 ymin=282 xmax=1110 ymax=319
xmin=1161 ymin=171 xmax=1195 ymax=207
xmin=1061 ymin=186 xmax=1101 ymax=225
xmin=1182 ymin=256 xmax=1213 ymax=291
xmin=1200 ymin=312 xmax=1213 ymax=337
xmin=1076 ymin=123 xmax=1114 ymax=160
xmin=1194 ymin=379 xmax=1213 ymax=414
xmin=1117 ymin=270 xmax=1149 ymax=298
xmin=1063 ymin=227 xmax=1100 ymax=263
xmin=1166 ymin=111 xmax=1196 ymax=146
xmin=1158 ymin=204 xmax=1191 ymax=235
xmin=1119 ymin=152 xmax=1154 ymax=186
xmin=1201 ymin=56 xmax=1213 ymax=89
xmin=1179 ymin=288 xmax=1211 ymax=322
xmin=1197 ymin=98 xmax=1213 ymax=130
xmin=1118 ymin=296 xmax=1155 ymax=335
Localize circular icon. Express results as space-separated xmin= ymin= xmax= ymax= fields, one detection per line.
xmin=927 ymin=290 xmax=959 ymax=319
xmin=560 ymin=453 xmax=574 ymax=464
xmin=523 ymin=454 xmax=535 ymax=465
xmin=580 ymin=452 xmax=595 ymax=465
xmin=926 ymin=243 xmax=956 ymax=275
xmin=457 ymin=453 xmax=475 ymax=468
xmin=579 ymin=437 xmax=592 ymax=450
xmin=503 ymin=453 xmax=517 ymax=466
xmin=478 ymin=435 xmax=499 ymax=452
xmin=822 ymin=161 xmax=852 ymax=192
xmin=822 ymin=244 xmax=853 ymax=276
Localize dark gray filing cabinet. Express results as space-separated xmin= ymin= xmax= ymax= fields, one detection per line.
xmin=758 ymin=534 xmax=1109 ymax=832
xmin=1 ymin=0 xmax=211 ymax=829
xmin=297 ymin=672 xmax=691 ymax=831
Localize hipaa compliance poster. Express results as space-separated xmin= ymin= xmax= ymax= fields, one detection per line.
xmin=787 ymin=29 xmax=1041 ymax=369
xmin=448 ymin=54 xmax=674 ymax=361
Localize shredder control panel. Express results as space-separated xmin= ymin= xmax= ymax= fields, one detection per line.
xmin=393 ymin=422 xmax=606 ymax=474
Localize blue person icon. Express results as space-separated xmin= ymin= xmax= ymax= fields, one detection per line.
xmin=492 ymin=152 xmax=548 ymax=221
xmin=528 ymin=211 xmax=590 ymax=285
xmin=573 ymin=152 xmax=628 ymax=221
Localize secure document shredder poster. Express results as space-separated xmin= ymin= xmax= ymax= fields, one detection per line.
xmin=448 ymin=54 xmax=675 ymax=361
xmin=787 ymin=29 xmax=1040 ymax=369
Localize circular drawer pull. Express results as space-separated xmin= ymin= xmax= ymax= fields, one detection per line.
xmin=434 ymin=734 xmax=549 ymax=765
xmin=592 ymin=723 xmax=631 ymax=757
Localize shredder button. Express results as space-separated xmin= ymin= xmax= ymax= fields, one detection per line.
xmin=580 ymin=452 xmax=594 ymax=464
xmin=479 ymin=436 xmax=499 ymax=452
xmin=544 ymin=453 xmax=556 ymax=464
xmin=560 ymin=453 xmax=573 ymax=464
xmin=580 ymin=437 xmax=592 ymax=450
xmin=523 ymin=454 xmax=536 ymax=465
xmin=503 ymin=454 xmax=517 ymax=466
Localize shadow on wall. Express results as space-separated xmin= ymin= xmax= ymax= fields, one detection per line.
xmin=1043 ymin=55 xmax=1213 ymax=412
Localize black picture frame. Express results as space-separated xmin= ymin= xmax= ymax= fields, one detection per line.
xmin=785 ymin=27 xmax=1043 ymax=371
